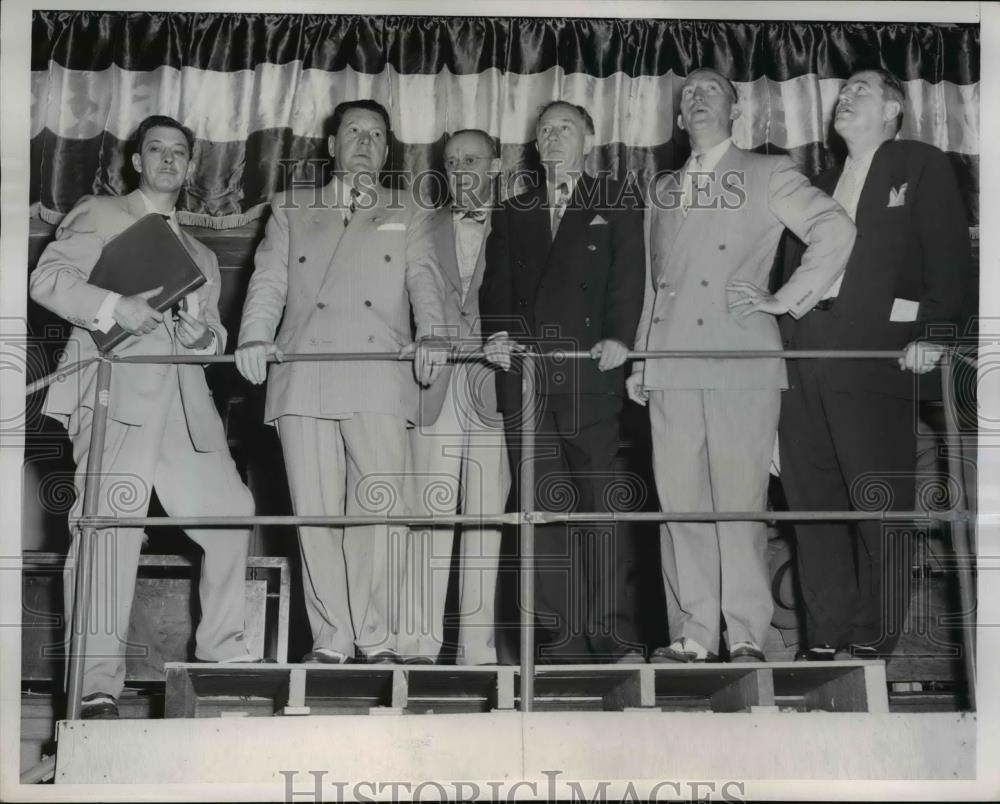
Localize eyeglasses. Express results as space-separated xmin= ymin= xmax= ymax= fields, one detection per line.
xmin=444 ymin=155 xmax=491 ymax=170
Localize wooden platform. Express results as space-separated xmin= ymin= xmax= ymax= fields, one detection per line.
xmin=163 ymin=659 xmax=889 ymax=717
xmin=52 ymin=710 xmax=975 ymax=784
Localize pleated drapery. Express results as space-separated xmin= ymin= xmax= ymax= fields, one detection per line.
xmin=30 ymin=13 xmax=980 ymax=228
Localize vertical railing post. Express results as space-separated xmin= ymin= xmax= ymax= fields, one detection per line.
xmin=941 ymin=352 xmax=977 ymax=710
xmin=65 ymin=358 xmax=113 ymax=720
xmin=519 ymin=352 xmax=537 ymax=712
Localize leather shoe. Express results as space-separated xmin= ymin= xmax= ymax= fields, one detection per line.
xmin=80 ymin=692 xmax=118 ymax=720
xmin=835 ymin=644 xmax=881 ymax=661
xmin=650 ymin=639 xmax=718 ymax=664
xmin=302 ymin=648 xmax=353 ymax=665
xmin=402 ymin=655 xmax=436 ymax=665
xmin=614 ymin=648 xmax=646 ymax=664
xmin=794 ymin=644 xmax=837 ymax=661
xmin=728 ymin=642 xmax=766 ymax=663
xmin=365 ymin=649 xmax=400 ymax=665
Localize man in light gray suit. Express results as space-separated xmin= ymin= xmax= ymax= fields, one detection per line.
xmin=401 ymin=130 xmax=510 ymax=664
xmin=235 ymin=99 xmax=448 ymax=664
xmin=629 ymin=68 xmax=855 ymax=664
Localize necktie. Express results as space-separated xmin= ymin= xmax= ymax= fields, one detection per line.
xmin=454 ymin=208 xmax=488 ymax=224
xmin=551 ymin=182 xmax=570 ymax=240
xmin=681 ymin=153 xmax=704 ymax=216
xmin=343 ymin=188 xmax=360 ymax=227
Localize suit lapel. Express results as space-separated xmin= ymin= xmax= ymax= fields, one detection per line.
xmin=854 ymin=140 xmax=898 ymax=235
xmin=315 ymin=180 xmax=369 ymax=296
xmin=652 ymin=172 xmax=685 ymax=278
xmin=433 ymin=210 xmax=465 ymax=299
xmin=464 ymin=217 xmax=492 ymax=311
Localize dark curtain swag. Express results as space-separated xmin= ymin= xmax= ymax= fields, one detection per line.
xmin=31 ymin=13 xmax=980 ymax=228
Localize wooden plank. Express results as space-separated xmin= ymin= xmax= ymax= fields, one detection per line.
xmin=802 ymin=667 xmax=874 ymax=712
xmin=709 ymin=669 xmax=775 ymax=713
xmin=391 ymin=669 xmax=409 ymax=709
xmin=276 ymin=560 xmax=290 ymax=664
xmin=863 ymin=663 xmax=890 ymax=714
xmin=494 ymin=668 xmax=515 ymax=711
xmin=603 ymin=668 xmax=653 ymax=711
xmin=164 ymin=667 xmax=197 ymax=718
xmin=283 ymin=667 xmax=310 ymax=716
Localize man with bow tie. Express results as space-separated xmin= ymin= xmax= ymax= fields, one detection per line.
xmin=479 ymin=101 xmax=646 ymax=663
xmin=30 ymin=115 xmax=258 ymax=719
xmin=776 ymin=69 xmax=970 ymax=661
xmin=236 ymin=99 xmax=447 ymax=665
xmin=400 ymin=129 xmax=510 ymax=664
xmin=629 ymin=68 xmax=855 ymax=665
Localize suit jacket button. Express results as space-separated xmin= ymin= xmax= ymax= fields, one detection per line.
xmin=384 ymin=255 xmax=392 ymax=262
xmin=701 ymin=280 xmax=709 ymax=287
xmin=659 ymin=282 xmax=667 ymax=289
xmin=317 ymin=302 xmax=326 ymax=309
xmin=653 ymin=316 xmax=661 ymax=324
xmin=587 ymin=244 xmax=597 ymax=251
xmin=718 ymin=244 xmax=726 ymax=250
xmin=368 ymin=335 xmax=375 ymax=343
xmin=298 ymin=256 xmax=307 ymax=263
xmin=584 ymin=317 xmax=591 ymax=327
xmin=364 ymin=300 xmax=372 ymax=307
xmin=580 ymin=282 xmax=588 ymax=290
xmin=518 ymin=298 xmax=527 ymax=308
xmin=697 ymin=318 xmax=704 ymax=326
xmin=460 ymin=311 xmax=468 ymax=317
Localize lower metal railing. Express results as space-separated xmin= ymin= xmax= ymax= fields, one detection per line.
xmin=24 ymin=347 xmax=978 ymax=720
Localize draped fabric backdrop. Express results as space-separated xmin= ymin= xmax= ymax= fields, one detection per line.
xmin=30 ymin=12 xmax=980 ymax=229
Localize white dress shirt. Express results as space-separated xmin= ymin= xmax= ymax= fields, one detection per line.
xmin=682 ymin=137 xmax=732 ymax=214
xmin=819 ymin=147 xmax=877 ymax=300
xmin=452 ymin=209 xmax=488 ymax=303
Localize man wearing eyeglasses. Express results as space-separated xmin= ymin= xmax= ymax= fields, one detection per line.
xmin=402 ymin=129 xmax=510 ymax=664
xmin=479 ymin=101 xmax=646 ymax=664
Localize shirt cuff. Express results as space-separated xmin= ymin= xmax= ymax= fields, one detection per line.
xmin=92 ymin=291 xmax=122 ymax=333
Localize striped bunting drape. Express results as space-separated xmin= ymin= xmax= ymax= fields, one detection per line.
xmin=31 ymin=12 xmax=980 ymax=229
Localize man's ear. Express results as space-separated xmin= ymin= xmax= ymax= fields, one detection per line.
xmin=131 ymin=152 xmax=143 ymax=175
xmin=583 ymin=133 xmax=595 ymax=156
xmin=884 ymin=99 xmax=902 ymax=126
xmin=327 ymin=134 xmax=336 ymax=158
xmin=729 ymin=100 xmax=742 ymax=121
xmin=676 ymin=112 xmax=686 ymax=132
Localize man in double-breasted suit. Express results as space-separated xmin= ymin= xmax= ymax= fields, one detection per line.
xmin=480 ymin=101 xmax=646 ymax=663
xmin=402 ymin=129 xmax=510 ymax=664
xmin=629 ymin=68 xmax=855 ymax=664
xmin=777 ymin=69 xmax=970 ymax=660
xmin=30 ymin=115 xmax=256 ymax=719
xmin=236 ymin=99 xmax=447 ymax=664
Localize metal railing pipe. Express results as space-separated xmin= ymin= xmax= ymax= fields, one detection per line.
xmin=65 ymin=358 xmax=113 ymax=720
xmin=941 ymin=355 xmax=977 ymax=710
xmin=519 ymin=353 xmax=537 ymax=712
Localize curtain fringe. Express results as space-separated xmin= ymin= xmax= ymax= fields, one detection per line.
xmin=34 ymin=203 xmax=269 ymax=231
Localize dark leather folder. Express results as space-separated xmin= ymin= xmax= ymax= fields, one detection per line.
xmin=87 ymin=213 xmax=206 ymax=352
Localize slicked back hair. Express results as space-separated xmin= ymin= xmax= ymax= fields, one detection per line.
xmin=134 ymin=115 xmax=195 ymax=154
xmin=330 ymin=99 xmax=391 ymax=137
xmin=536 ymin=100 xmax=596 ymax=135
xmin=684 ymin=67 xmax=739 ymax=103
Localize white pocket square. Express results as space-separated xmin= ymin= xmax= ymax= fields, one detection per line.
xmin=887 ymin=183 xmax=908 ymax=207
xmin=377 ymin=222 xmax=406 ymax=231
xmin=590 ymin=215 xmax=608 ymax=225
xmin=889 ymin=297 xmax=919 ymax=322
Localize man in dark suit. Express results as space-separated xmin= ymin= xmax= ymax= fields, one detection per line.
xmin=479 ymin=100 xmax=646 ymax=663
xmin=777 ymin=69 xmax=970 ymax=660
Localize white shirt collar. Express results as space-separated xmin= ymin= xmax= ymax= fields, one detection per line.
xmin=138 ymin=190 xmax=175 ymax=218
xmin=689 ymin=137 xmax=733 ymax=172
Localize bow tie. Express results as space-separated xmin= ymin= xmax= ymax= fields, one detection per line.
xmin=453 ymin=208 xmax=488 ymax=223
